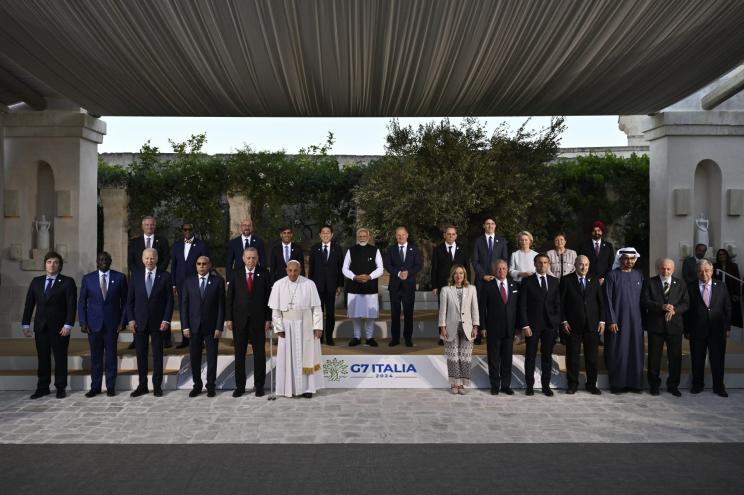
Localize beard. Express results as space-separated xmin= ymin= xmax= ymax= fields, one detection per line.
xmin=358 ymin=241 xmax=368 ymax=246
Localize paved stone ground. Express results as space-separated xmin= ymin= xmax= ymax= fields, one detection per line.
xmin=0 ymin=389 xmax=742 ymax=444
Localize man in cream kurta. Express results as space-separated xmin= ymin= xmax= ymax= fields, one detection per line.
xmin=269 ymin=260 xmax=324 ymax=398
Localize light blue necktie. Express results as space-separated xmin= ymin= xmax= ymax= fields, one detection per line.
xmin=284 ymin=245 xmax=290 ymax=264
xmin=146 ymin=271 xmax=153 ymax=298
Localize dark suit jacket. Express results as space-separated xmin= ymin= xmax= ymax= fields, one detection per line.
xmin=308 ymin=242 xmax=344 ymax=293
xmin=22 ymin=274 xmax=77 ymax=332
xmin=518 ymin=273 xmax=561 ymax=332
xmin=126 ymin=269 xmax=174 ymax=332
xmin=269 ymin=242 xmax=305 ymax=281
xmin=225 ymin=267 xmax=272 ymax=331
xmin=128 ymin=235 xmax=170 ymax=273
xmin=383 ymin=243 xmax=422 ymax=292
xmin=78 ymin=270 xmax=127 ymax=332
xmin=225 ymin=235 xmax=266 ymax=282
xmin=481 ymin=278 xmax=520 ymax=338
xmin=560 ymin=274 xmax=604 ymax=333
xmin=171 ymin=239 xmax=210 ymax=290
xmin=471 ymin=235 xmax=509 ymax=281
xmin=684 ymin=280 xmax=731 ymax=339
xmin=682 ymin=256 xmax=703 ymax=285
xmin=641 ymin=276 xmax=689 ymax=335
xmin=577 ymin=239 xmax=614 ymax=279
xmin=180 ymin=272 xmax=225 ymax=335
xmin=430 ymin=243 xmax=469 ymax=290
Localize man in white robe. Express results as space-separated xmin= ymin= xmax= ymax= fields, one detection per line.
xmin=269 ymin=260 xmax=324 ymax=398
xmin=342 ymin=228 xmax=384 ymax=346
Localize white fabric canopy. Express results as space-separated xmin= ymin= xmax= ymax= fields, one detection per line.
xmin=1 ymin=0 xmax=743 ymax=116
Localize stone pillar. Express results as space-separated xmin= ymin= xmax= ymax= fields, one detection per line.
xmin=100 ymin=187 xmax=129 ymax=273
xmin=0 ymin=110 xmax=106 ymax=337
xmin=227 ymin=194 xmax=251 ymax=237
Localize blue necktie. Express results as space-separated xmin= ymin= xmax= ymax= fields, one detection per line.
xmin=284 ymin=245 xmax=290 ymax=264
xmin=580 ymin=277 xmax=586 ymax=291
xmin=200 ymin=277 xmax=206 ymax=299
xmin=44 ymin=278 xmax=54 ymax=295
xmin=323 ymin=245 xmax=329 ymax=262
xmin=488 ymin=236 xmax=493 ymax=257
xmin=146 ymin=271 xmax=153 ymax=298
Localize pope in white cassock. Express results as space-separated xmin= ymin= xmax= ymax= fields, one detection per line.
xmin=269 ymin=260 xmax=324 ymax=398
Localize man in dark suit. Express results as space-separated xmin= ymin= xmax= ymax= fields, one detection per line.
xmin=431 ymin=225 xmax=469 ymax=345
xmin=577 ymin=220 xmax=614 ymax=285
xmin=21 ymin=251 xmax=77 ymax=399
xmin=383 ymin=226 xmax=422 ymax=347
xmin=685 ymin=259 xmax=732 ymax=397
xmin=269 ymin=226 xmax=305 ymax=283
xmin=308 ymin=225 xmax=344 ymax=345
xmin=471 ymin=216 xmax=508 ymax=344
xmin=127 ymin=215 xmax=171 ymax=348
xmin=641 ymin=258 xmax=689 ymax=397
xmin=79 ymin=252 xmax=128 ymax=397
xmin=171 ymin=222 xmax=210 ymax=349
xmin=480 ymin=260 xmax=519 ymax=395
xmin=560 ymin=255 xmax=604 ymax=395
xmin=181 ymin=256 xmax=224 ymax=397
xmin=225 ymin=247 xmax=272 ymax=397
xmin=682 ymin=243 xmax=708 ymax=285
xmin=225 ymin=217 xmax=266 ymax=283
xmin=127 ymin=248 xmax=174 ymax=397
xmin=519 ymin=253 xmax=561 ymax=396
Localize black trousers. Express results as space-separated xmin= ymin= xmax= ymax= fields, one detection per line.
xmin=690 ymin=334 xmax=727 ymax=391
xmin=486 ymin=333 xmax=513 ymax=390
xmin=189 ymin=328 xmax=219 ymax=390
xmin=565 ymin=328 xmax=599 ymax=389
xmin=318 ymin=290 xmax=337 ymax=342
xmin=233 ymin=321 xmax=266 ymax=390
xmin=647 ymin=332 xmax=682 ymax=390
xmin=34 ymin=325 xmax=70 ymax=391
xmin=524 ymin=328 xmax=556 ymax=389
xmin=390 ymin=286 xmax=415 ymax=343
xmin=134 ymin=327 xmax=165 ymax=388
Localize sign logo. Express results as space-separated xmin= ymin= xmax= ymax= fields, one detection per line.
xmin=322 ymin=357 xmax=349 ymax=382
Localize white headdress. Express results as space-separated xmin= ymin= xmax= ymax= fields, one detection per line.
xmin=612 ymin=247 xmax=641 ymax=270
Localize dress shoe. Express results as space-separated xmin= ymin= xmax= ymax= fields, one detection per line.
xmin=106 ymin=389 xmax=116 ymax=397
xmin=232 ymin=388 xmax=245 ymax=398
xmin=189 ymin=387 xmax=202 ymax=398
xmin=438 ymin=339 xmax=444 ymax=346
xmin=302 ymin=392 xmax=313 ymax=398
xmin=153 ymin=387 xmax=163 ymax=397
xmin=388 ymin=340 xmax=400 ymax=347
xmin=55 ymin=389 xmax=66 ymax=399
xmin=326 ymin=338 xmax=335 ymax=346
xmin=85 ymin=390 xmax=100 ymax=398
xmin=30 ymin=389 xmax=50 ymax=400
xmin=176 ymin=341 xmax=190 ymax=349
xmin=542 ymin=388 xmax=554 ymax=397
xmin=566 ymin=388 xmax=576 ymax=395
xmin=255 ymin=388 xmax=265 ymax=397
xmin=650 ymin=388 xmax=660 ymax=396
xmin=348 ymin=338 xmax=361 ymax=347
xmin=473 ymin=337 xmax=482 ymax=345
xmin=405 ymin=341 xmax=414 ymax=347
xmin=690 ymin=386 xmax=704 ymax=394
xmin=207 ymin=389 xmax=216 ymax=397
xmin=715 ymin=389 xmax=729 ymax=398
xmin=500 ymin=387 xmax=514 ymax=395
xmin=127 ymin=341 xmax=136 ymax=350
xmin=525 ymin=387 xmax=534 ymax=396
xmin=668 ymin=388 xmax=682 ymax=397
xmin=490 ymin=388 xmax=499 ymax=395
xmin=130 ymin=386 xmax=149 ymax=397
xmin=587 ymin=387 xmax=602 ymax=395
xmin=366 ymin=338 xmax=379 ymax=347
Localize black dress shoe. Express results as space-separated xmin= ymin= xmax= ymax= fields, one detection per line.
xmin=650 ymin=388 xmax=660 ymax=396
xmin=130 ymin=386 xmax=149 ymax=397
xmin=542 ymin=388 xmax=554 ymax=397
xmin=55 ymin=389 xmax=66 ymax=399
xmin=668 ymin=388 xmax=682 ymax=397
xmin=715 ymin=389 xmax=729 ymax=398
xmin=176 ymin=341 xmax=190 ymax=349
xmin=690 ymin=387 xmax=703 ymax=394
xmin=255 ymin=388 xmax=265 ymax=397
xmin=326 ymin=338 xmax=335 ymax=346
xmin=207 ymin=389 xmax=216 ymax=397
xmin=127 ymin=341 xmax=136 ymax=350
xmin=438 ymin=339 xmax=444 ymax=346
xmin=566 ymin=388 xmax=576 ymax=395
xmin=366 ymin=338 xmax=379 ymax=347
xmin=232 ymin=388 xmax=245 ymax=398
xmin=405 ymin=341 xmax=414 ymax=347
xmin=30 ymin=389 xmax=50 ymax=400
xmin=189 ymin=387 xmax=202 ymax=398
xmin=348 ymin=338 xmax=361 ymax=347
xmin=85 ymin=390 xmax=100 ymax=398
xmin=490 ymin=388 xmax=499 ymax=395
xmin=587 ymin=387 xmax=602 ymax=395
xmin=106 ymin=389 xmax=116 ymax=397
xmin=500 ymin=387 xmax=514 ymax=395
xmin=302 ymin=392 xmax=313 ymax=398
xmin=153 ymin=387 xmax=163 ymax=397
xmin=525 ymin=387 xmax=534 ymax=396
xmin=388 ymin=340 xmax=400 ymax=347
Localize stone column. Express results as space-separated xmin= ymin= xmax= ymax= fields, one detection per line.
xmin=227 ymin=194 xmax=251 ymax=237
xmin=100 ymin=187 xmax=128 ymax=273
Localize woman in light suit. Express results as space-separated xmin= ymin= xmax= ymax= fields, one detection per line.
xmin=438 ymin=264 xmax=480 ymax=395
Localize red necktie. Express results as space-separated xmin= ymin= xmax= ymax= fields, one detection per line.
xmin=246 ymin=271 xmax=254 ymax=296
xmin=500 ymin=282 xmax=507 ymax=304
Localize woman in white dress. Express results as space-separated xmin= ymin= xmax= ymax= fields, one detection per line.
xmin=438 ymin=264 xmax=480 ymax=395
xmin=509 ymin=231 xmax=538 ymax=283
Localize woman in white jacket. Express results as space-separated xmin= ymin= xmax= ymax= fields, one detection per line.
xmin=438 ymin=264 xmax=480 ymax=395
